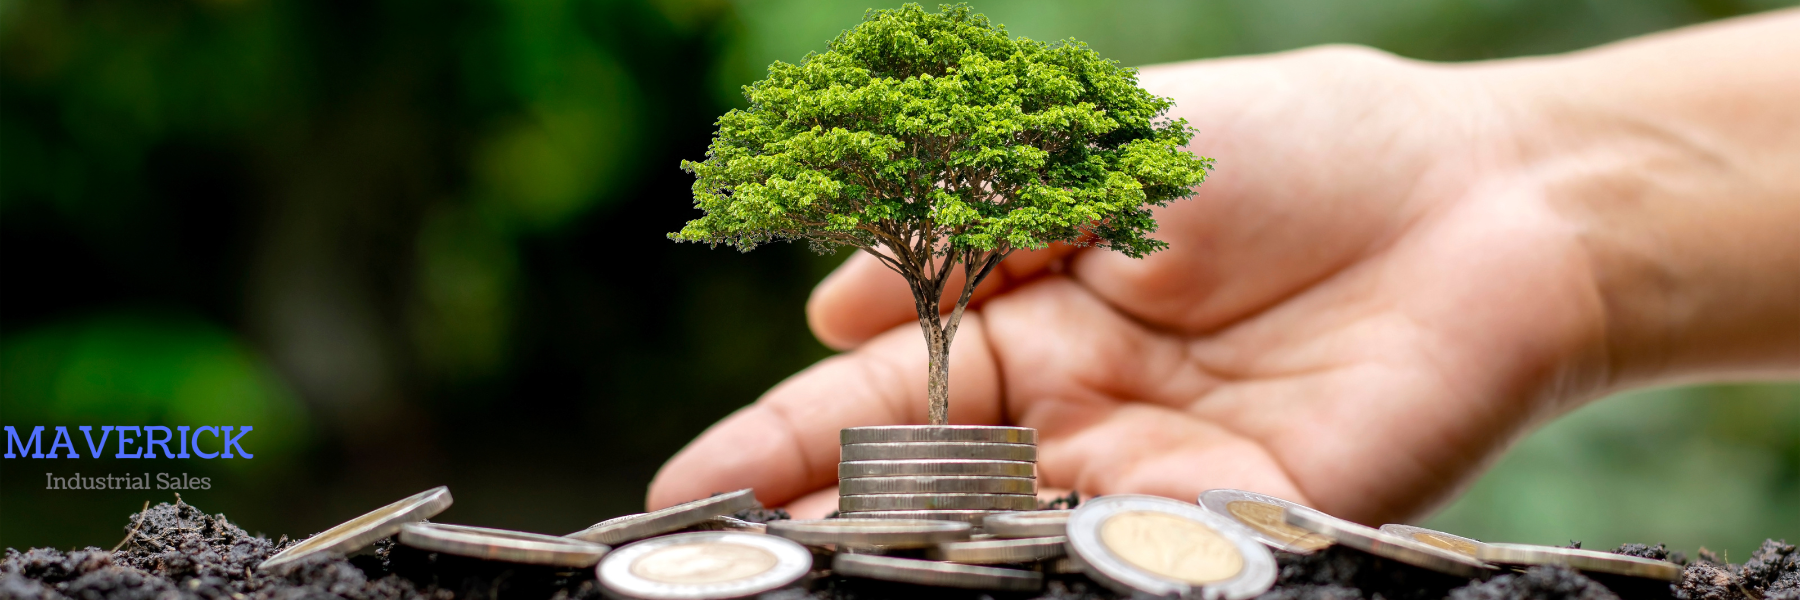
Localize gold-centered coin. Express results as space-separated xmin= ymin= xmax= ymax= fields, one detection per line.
xmin=1101 ymin=511 xmax=1243 ymax=584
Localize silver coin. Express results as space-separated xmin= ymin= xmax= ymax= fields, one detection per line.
xmin=1198 ymin=489 xmax=1335 ymax=554
xmin=839 ymin=476 xmax=1036 ymax=495
xmin=840 ymin=442 xmax=1036 ymax=462
xmin=839 ymin=460 xmax=1035 ymax=479
xmin=568 ymin=489 xmax=760 ymax=545
xmin=399 ymin=523 xmax=609 ymax=567
xmin=1379 ymin=524 xmax=1488 ymax=559
xmin=840 ymin=425 xmax=1037 ymax=445
xmin=831 ymin=553 xmax=1043 ymax=591
xmin=1048 ymin=557 xmax=1083 ymax=574
xmin=1066 ymin=494 xmax=1277 ymax=600
xmin=1476 ymin=543 xmax=1682 ymax=581
xmin=840 ymin=494 xmax=1040 ymax=512
xmin=983 ymin=510 xmax=1071 ymax=539
xmin=258 ymin=486 xmax=453 ymax=571
xmin=709 ymin=516 xmax=767 ymax=534
xmin=836 ymin=510 xmax=1001 ymax=526
xmin=766 ymin=518 xmax=971 ymax=548
xmin=597 ymin=531 xmax=812 ymax=600
xmin=927 ymin=536 xmax=1066 ymax=564
xmin=1283 ymin=508 xmax=1492 ymax=577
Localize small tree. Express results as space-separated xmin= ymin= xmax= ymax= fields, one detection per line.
xmin=674 ymin=4 xmax=1211 ymax=425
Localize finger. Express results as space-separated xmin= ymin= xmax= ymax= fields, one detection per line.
xmin=647 ymin=314 xmax=1003 ymax=511
xmin=808 ymin=245 xmax=1078 ymax=350
xmin=980 ymin=277 xmax=1314 ymax=505
xmin=785 ymin=488 xmax=838 ymax=519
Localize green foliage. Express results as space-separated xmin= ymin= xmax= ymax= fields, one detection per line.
xmin=673 ymin=3 xmax=1211 ymax=260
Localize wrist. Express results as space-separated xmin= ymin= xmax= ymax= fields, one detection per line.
xmin=1474 ymin=41 xmax=1800 ymax=397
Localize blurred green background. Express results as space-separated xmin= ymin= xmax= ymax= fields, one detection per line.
xmin=2 ymin=0 xmax=1794 ymax=558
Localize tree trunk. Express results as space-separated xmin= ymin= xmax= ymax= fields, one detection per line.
xmin=925 ymin=324 xmax=950 ymax=425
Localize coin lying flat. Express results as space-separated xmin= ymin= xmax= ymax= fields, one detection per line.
xmin=927 ymin=536 xmax=1066 ymax=564
xmin=400 ymin=523 xmax=609 ymax=567
xmin=839 ymin=476 xmax=1036 ymax=496
xmin=841 ymin=426 xmax=1037 ymax=445
xmin=1066 ymin=495 xmax=1277 ymax=600
xmin=258 ymin=486 xmax=453 ymax=571
xmin=767 ymin=518 xmax=971 ymax=548
xmin=1476 ymin=543 xmax=1682 ymax=580
xmin=1198 ymin=489 xmax=1335 ymax=554
xmin=983 ymin=510 xmax=1070 ymax=539
xmin=839 ymin=460 xmax=1035 ymax=479
xmin=1283 ymin=509 xmax=1491 ymax=577
xmin=840 ymin=442 xmax=1036 ymax=462
xmin=568 ymin=489 xmax=760 ymax=545
xmin=596 ymin=532 xmax=812 ymax=600
xmin=1379 ymin=524 xmax=1487 ymax=559
xmin=837 ymin=510 xmax=1000 ymax=526
xmin=840 ymin=493 xmax=1039 ymax=512
xmin=832 ymin=553 xmax=1043 ymax=591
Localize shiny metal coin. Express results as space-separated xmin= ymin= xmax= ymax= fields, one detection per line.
xmin=840 ymin=442 xmax=1035 ymax=462
xmin=839 ymin=460 xmax=1034 ymax=479
xmin=1066 ymin=494 xmax=1277 ymax=600
xmin=568 ymin=489 xmax=760 ymax=545
xmin=836 ymin=510 xmax=1000 ymax=526
xmin=1048 ymin=557 xmax=1083 ymax=574
xmin=927 ymin=536 xmax=1066 ymax=564
xmin=839 ymin=476 xmax=1036 ymax=496
xmin=831 ymin=553 xmax=1042 ymax=591
xmin=766 ymin=518 xmax=971 ymax=548
xmin=1283 ymin=508 xmax=1491 ymax=577
xmin=399 ymin=523 xmax=609 ymax=567
xmin=983 ymin=510 xmax=1070 ymax=539
xmin=1379 ymin=524 xmax=1487 ymax=559
xmin=709 ymin=516 xmax=767 ymax=534
xmin=1198 ymin=489 xmax=1335 ymax=554
xmin=596 ymin=532 xmax=811 ymax=599
xmin=1477 ymin=543 xmax=1682 ymax=581
xmin=840 ymin=493 xmax=1040 ymax=512
xmin=258 ymin=486 xmax=453 ymax=571
xmin=840 ymin=426 xmax=1037 ymax=445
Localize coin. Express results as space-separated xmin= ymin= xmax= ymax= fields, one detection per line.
xmin=1379 ymin=524 xmax=1487 ymax=558
xmin=1282 ymin=508 xmax=1491 ymax=577
xmin=1476 ymin=543 xmax=1682 ymax=580
xmin=399 ymin=523 xmax=609 ymax=567
xmin=983 ymin=510 xmax=1070 ymax=539
xmin=1065 ymin=494 xmax=1276 ymax=600
xmin=709 ymin=516 xmax=767 ymax=534
xmin=840 ymin=442 xmax=1036 ymax=462
xmin=839 ymin=476 xmax=1036 ymax=495
xmin=257 ymin=486 xmax=453 ymax=571
xmin=927 ymin=536 xmax=1066 ymax=564
xmin=839 ymin=460 xmax=1035 ymax=479
xmin=840 ymin=493 xmax=1040 ymax=512
xmin=840 ymin=426 xmax=1037 ymax=445
xmin=1198 ymin=489 xmax=1335 ymax=554
xmin=596 ymin=531 xmax=812 ymax=600
xmin=568 ymin=489 xmax=760 ymax=545
xmin=836 ymin=510 xmax=999 ymax=526
xmin=831 ymin=553 xmax=1043 ymax=591
xmin=766 ymin=518 xmax=971 ymax=548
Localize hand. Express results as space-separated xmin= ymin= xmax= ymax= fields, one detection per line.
xmin=649 ymin=11 xmax=1800 ymax=524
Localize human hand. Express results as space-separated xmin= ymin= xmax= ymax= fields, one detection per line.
xmin=649 ymin=11 xmax=1800 ymax=524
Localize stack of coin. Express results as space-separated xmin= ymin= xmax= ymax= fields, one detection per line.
xmin=837 ymin=426 xmax=1037 ymax=527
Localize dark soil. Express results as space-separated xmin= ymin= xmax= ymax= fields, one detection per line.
xmin=3 ymin=499 xmax=1794 ymax=600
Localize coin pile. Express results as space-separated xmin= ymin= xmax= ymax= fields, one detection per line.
xmin=836 ymin=425 xmax=1038 ymax=527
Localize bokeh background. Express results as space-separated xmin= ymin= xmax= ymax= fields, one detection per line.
xmin=3 ymin=0 xmax=1795 ymax=559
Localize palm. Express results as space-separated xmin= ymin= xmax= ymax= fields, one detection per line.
xmin=650 ymin=47 xmax=1597 ymax=524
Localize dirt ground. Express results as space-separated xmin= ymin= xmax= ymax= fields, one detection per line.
xmin=2 ymin=499 xmax=1794 ymax=600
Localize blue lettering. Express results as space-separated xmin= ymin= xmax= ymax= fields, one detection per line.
xmin=221 ymin=426 xmax=253 ymax=459
xmin=47 ymin=427 xmax=77 ymax=458
xmin=144 ymin=426 xmax=173 ymax=458
xmin=4 ymin=426 xmax=44 ymax=458
xmin=115 ymin=426 xmax=142 ymax=458
xmin=81 ymin=426 xmax=114 ymax=458
xmin=193 ymin=426 xmax=220 ymax=459
xmin=176 ymin=426 xmax=191 ymax=458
